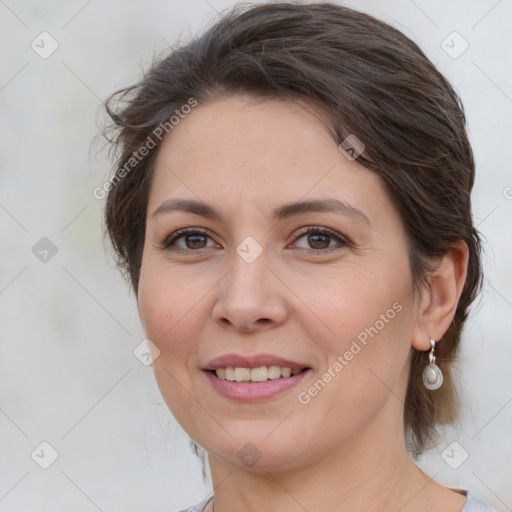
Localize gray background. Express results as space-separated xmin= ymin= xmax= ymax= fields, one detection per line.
xmin=1 ymin=0 xmax=511 ymax=511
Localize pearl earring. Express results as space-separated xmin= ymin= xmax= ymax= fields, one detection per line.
xmin=422 ymin=338 xmax=443 ymax=390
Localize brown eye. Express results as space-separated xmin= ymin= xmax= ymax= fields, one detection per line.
xmin=293 ymin=227 xmax=349 ymax=252
xmin=307 ymin=233 xmax=331 ymax=249
xmin=163 ymin=229 xmax=216 ymax=251
xmin=184 ymin=233 xmax=208 ymax=249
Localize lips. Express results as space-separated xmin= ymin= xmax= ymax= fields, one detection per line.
xmin=203 ymin=353 xmax=311 ymax=372
xmin=202 ymin=353 xmax=312 ymax=401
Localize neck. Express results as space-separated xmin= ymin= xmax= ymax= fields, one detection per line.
xmin=207 ymin=421 xmax=435 ymax=512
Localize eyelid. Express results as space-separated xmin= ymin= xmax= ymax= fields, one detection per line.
xmin=161 ymin=225 xmax=351 ymax=252
xmin=162 ymin=227 xmax=218 ymax=250
xmin=290 ymin=226 xmax=351 ymax=249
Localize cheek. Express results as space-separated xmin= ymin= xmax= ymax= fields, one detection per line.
xmin=137 ymin=263 xmax=202 ymax=377
xmin=289 ymin=256 xmax=409 ymax=340
xmin=290 ymin=255 xmax=415 ymax=400
xmin=323 ymin=305 xmax=413 ymax=422
xmin=137 ymin=266 xmax=206 ymax=425
xmin=138 ymin=258 xmax=208 ymax=343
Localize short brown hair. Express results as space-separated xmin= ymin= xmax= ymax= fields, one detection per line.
xmin=103 ymin=2 xmax=483 ymax=455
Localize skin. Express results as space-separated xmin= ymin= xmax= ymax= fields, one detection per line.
xmin=137 ymin=95 xmax=469 ymax=512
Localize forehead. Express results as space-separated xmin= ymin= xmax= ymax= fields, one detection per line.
xmin=149 ymin=95 xmax=391 ymax=224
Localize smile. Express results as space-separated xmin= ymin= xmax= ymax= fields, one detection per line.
xmin=214 ymin=366 xmax=304 ymax=382
xmin=202 ymin=354 xmax=312 ymax=401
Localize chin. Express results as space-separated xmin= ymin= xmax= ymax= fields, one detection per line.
xmin=192 ymin=424 xmax=315 ymax=473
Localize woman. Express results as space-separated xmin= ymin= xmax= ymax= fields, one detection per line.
xmin=103 ymin=2 xmax=495 ymax=511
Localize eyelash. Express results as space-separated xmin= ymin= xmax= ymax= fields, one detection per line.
xmin=162 ymin=226 xmax=350 ymax=254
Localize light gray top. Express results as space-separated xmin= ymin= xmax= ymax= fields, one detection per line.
xmin=176 ymin=491 xmax=496 ymax=511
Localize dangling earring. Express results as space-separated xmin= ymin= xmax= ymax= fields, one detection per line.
xmin=422 ymin=338 xmax=443 ymax=390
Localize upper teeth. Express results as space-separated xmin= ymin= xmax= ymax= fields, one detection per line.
xmin=215 ymin=366 xmax=302 ymax=382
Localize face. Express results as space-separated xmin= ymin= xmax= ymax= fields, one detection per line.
xmin=138 ymin=95 xmax=420 ymax=471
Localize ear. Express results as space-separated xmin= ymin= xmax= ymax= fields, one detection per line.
xmin=411 ymin=240 xmax=469 ymax=351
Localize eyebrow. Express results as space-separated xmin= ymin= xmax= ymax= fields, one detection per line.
xmin=152 ymin=198 xmax=371 ymax=225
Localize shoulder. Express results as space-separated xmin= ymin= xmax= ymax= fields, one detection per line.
xmin=174 ymin=493 xmax=497 ymax=512
xmin=174 ymin=497 xmax=213 ymax=512
xmin=462 ymin=492 xmax=497 ymax=511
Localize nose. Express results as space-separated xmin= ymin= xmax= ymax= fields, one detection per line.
xmin=212 ymin=253 xmax=289 ymax=333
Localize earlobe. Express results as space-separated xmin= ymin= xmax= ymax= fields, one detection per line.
xmin=411 ymin=241 xmax=469 ymax=351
